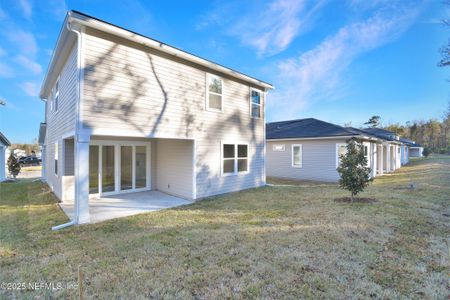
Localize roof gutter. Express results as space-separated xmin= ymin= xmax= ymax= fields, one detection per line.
xmin=68 ymin=11 xmax=274 ymax=90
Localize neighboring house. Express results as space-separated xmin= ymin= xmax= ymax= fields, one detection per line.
xmin=39 ymin=11 xmax=273 ymax=224
xmin=0 ymin=132 xmax=11 ymax=181
xmin=360 ymin=128 xmax=403 ymax=172
xmin=409 ymin=143 xmax=424 ymax=157
xmin=266 ymin=118 xmax=384 ymax=183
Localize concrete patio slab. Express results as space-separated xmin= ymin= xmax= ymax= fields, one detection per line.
xmin=59 ymin=190 xmax=192 ymax=223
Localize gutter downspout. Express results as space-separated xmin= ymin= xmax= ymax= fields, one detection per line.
xmin=52 ymin=14 xmax=82 ymax=230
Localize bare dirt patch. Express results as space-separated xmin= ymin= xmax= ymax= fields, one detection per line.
xmin=334 ymin=197 xmax=378 ymax=203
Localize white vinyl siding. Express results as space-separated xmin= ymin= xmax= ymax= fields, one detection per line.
xmin=291 ymin=144 xmax=302 ymax=168
xmin=44 ymin=41 xmax=78 ymax=200
xmin=54 ymin=142 xmax=58 ymax=175
xmin=336 ymin=143 xmax=347 ymax=168
xmin=82 ymin=28 xmax=266 ymax=199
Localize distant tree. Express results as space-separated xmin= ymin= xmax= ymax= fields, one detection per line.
xmin=438 ymin=1 xmax=450 ymax=67
xmin=337 ymin=138 xmax=373 ymax=202
xmin=364 ymin=116 xmax=381 ymax=128
xmin=422 ymin=147 xmax=430 ymax=157
xmin=7 ymin=153 xmax=21 ymax=179
xmin=385 ymin=123 xmax=407 ymax=136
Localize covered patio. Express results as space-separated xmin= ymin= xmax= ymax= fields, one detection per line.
xmin=59 ymin=190 xmax=192 ymax=223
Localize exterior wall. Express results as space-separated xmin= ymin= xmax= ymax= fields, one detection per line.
xmin=62 ymin=139 xmax=75 ymax=201
xmin=44 ymin=42 xmax=78 ymax=200
xmin=400 ymin=145 xmax=409 ymax=165
xmin=0 ymin=144 xmax=5 ymax=181
xmin=410 ymin=147 xmax=423 ymax=157
xmin=155 ymin=139 xmax=193 ymax=199
xmin=82 ymin=28 xmax=265 ymax=199
xmin=266 ymin=139 xmax=346 ymax=182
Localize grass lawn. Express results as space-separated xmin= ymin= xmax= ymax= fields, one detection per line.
xmin=1 ymin=156 xmax=449 ymax=298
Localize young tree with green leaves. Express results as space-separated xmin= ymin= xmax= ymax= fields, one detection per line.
xmin=336 ymin=138 xmax=373 ymax=202
xmin=7 ymin=153 xmax=21 ymax=179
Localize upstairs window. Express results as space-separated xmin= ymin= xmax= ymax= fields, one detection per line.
xmin=54 ymin=78 xmax=60 ymax=112
xmin=364 ymin=145 xmax=368 ymax=157
xmin=207 ymin=74 xmax=222 ymax=111
xmin=251 ymin=89 xmax=262 ymax=118
xmin=291 ymin=144 xmax=302 ymax=168
xmin=222 ymin=143 xmax=248 ymax=175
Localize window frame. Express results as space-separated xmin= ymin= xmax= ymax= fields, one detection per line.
xmin=336 ymin=143 xmax=347 ymax=168
xmin=53 ymin=76 xmax=60 ymax=113
xmin=250 ymin=88 xmax=263 ymax=119
xmin=206 ymin=73 xmax=223 ymax=112
xmin=221 ymin=142 xmax=249 ymax=176
xmin=291 ymin=144 xmax=303 ymax=168
xmin=54 ymin=141 xmax=59 ymax=176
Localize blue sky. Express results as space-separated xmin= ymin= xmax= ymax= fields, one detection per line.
xmin=0 ymin=0 xmax=448 ymax=143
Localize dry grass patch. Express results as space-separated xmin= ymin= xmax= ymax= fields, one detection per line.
xmin=1 ymin=157 xmax=449 ymax=298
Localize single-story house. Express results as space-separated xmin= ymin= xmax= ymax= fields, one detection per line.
xmin=359 ymin=127 xmax=403 ymax=171
xmin=409 ymin=143 xmax=424 ymax=157
xmin=0 ymin=132 xmax=11 ymax=181
xmin=39 ymin=11 xmax=273 ymax=225
xmin=266 ymin=118 xmax=385 ymax=183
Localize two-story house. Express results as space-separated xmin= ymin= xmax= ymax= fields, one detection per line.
xmin=39 ymin=11 xmax=273 ymax=225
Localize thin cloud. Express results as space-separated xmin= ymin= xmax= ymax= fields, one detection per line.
xmin=197 ymin=0 xmax=326 ymax=57
xmin=0 ymin=46 xmax=6 ymax=56
xmin=0 ymin=62 xmax=14 ymax=78
xmin=268 ymin=3 xmax=422 ymax=121
xmin=20 ymin=81 xmax=39 ymax=97
xmin=17 ymin=0 xmax=32 ymax=20
xmin=6 ymin=28 xmax=38 ymax=58
xmin=14 ymin=55 xmax=42 ymax=75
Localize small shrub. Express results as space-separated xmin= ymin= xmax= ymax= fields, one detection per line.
xmin=336 ymin=138 xmax=373 ymax=202
xmin=7 ymin=153 xmax=21 ymax=178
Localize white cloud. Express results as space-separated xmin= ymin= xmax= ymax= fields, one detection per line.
xmin=20 ymin=81 xmax=39 ymax=97
xmin=6 ymin=29 xmax=38 ymax=58
xmin=268 ymin=3 xmax=422 ymax=120
xmin=0 ymin=62 xmax=14 ymax=78
xmin=14 ymin=55 xmax=42 ymax=74
xmin=43 ymin=0 xmax=67 ymax=21
xmin=17 ymin=0 xmax=32 ymax=20
xmin=197 ymin=0 xmax=326 ymax=57
xmin=0 ymin=47 xmax=6 ymax=56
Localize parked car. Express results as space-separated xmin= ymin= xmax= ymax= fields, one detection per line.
xmin=19 ymin=156 xmax=41 ymax=166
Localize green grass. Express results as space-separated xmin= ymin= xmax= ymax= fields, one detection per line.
xmin=1 ymin=156 xmax=449 ymax=298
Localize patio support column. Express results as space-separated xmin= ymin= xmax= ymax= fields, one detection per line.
xmin=75 ymin=129 xmax=91 ymax=224
xmin=385 ymin=144 xmax=390 ymax=173
xmin=378 ymin=145 xmax=384 ymax=176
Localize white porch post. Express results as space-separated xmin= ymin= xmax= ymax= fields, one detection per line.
xmin=75 ymin=129 xmax=91 ymax=224
xmin=371 ymin=143 xmax=377 ymax=178
xmin=385 ymin=144 xmax=390 ymax=173
xmin=378 ymin=145 xmax=384 ymax=176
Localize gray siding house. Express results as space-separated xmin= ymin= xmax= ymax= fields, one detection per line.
xmin=266 ymin=118 xmax=389 ymax=182
xmin=39 ymin=11 xmax=273 ymax=224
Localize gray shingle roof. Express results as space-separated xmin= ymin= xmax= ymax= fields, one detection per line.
xmin=0 ymin=132 xmax=11 ymax=146
xmin=266 ymin=118 xmax=359 ymax=140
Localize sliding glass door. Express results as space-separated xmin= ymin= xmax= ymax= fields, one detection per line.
xmin=89 ymin=142 xmax=149 ymax=196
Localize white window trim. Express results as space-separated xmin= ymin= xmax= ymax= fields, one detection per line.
xmin=54 ymin=141 xmax=59 ymax=176
xmin=54 ymin=76 xmax=60 ymax=113
xmin=221 ymin=141 xmax=250 ymax=176
xmin=291 ymin=144 xmax=302 ymax=168
xmin=336 ymin=143 xmax=347 ymax=168
xmin=206 ymin=73 xmax=223 ymax=112
xmin=250 ymin=87 xmax=263 ymax=119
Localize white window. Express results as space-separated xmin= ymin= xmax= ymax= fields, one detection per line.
xmin=364 ymin=145 xmax=368 ymax=157
xmin=336 ymin=143 xmax=347 ymax=168
xmin=272 ymin=144 xmax=285 ymax=151
xmin=54 ymin=142 xmax=58 ymax=175
xmin=53 ymin=78 xmax=60 ymax=112
xmin=206 ymin=74 xmax=222 ymax=111
xmin=250 ymin=89 xmax=262 ymax=118
xmin=291 ymin=144 xmax=302 ymax=168
xmin=222 ymin=143 xmax=248 ymax=175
